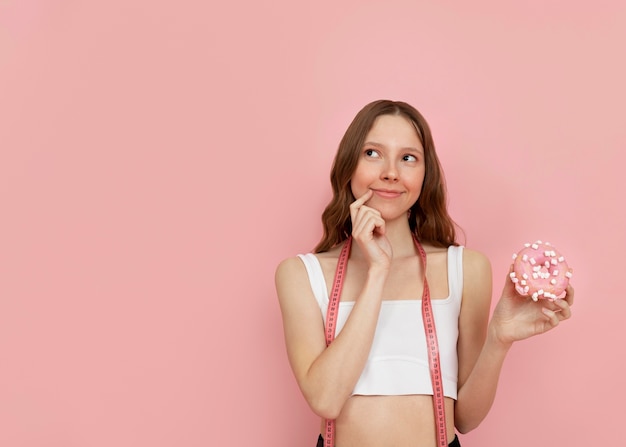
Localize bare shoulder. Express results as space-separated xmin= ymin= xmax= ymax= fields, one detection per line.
xmin=274 ymin=255 xmax=321 ymax=325
xmin=275 ymin=255 xmax=303 ymax=274
xmin=275 ymin=256 xmax=308 ymax=290
xmin=462 ymin=247 xmax=492 ymax=279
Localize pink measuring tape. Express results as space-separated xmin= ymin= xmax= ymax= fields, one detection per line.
xmin=323 ymin=235 xmax=448 ymax=447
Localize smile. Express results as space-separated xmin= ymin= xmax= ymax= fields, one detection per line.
xmin=371 ymin=189 xmax=403 ymax=199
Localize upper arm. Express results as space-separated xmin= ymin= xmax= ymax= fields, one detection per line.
xmin=275 ymin=257 xmax=328 ymax=389
xmin=457 ymin=249 xmax=493 ymax=389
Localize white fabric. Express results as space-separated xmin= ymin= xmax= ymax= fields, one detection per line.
xmin=297 ymin=245 xmax=463 ymax=399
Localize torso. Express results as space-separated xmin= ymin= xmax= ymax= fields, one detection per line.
xmin=315 ymin=241 xmax=457 ymax=446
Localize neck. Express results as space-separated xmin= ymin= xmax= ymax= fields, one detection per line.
xmin=384 ymin=217 xmax=419 ymax=257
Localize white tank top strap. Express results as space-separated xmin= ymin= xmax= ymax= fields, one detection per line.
xmin=297 ymin=253 xmax=329 ymax=307
xmin=447 ymin=245 xmax=464 ymax=302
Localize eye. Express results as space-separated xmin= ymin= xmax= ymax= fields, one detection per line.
xmin=403 ymin=154 xmax=418 ymax=162
xmin=364 ymin=149 xmax=380 ymax=158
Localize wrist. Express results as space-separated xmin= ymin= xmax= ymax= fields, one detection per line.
xmin=365 ymin=264 xmax=390 ymax=290
xmin=486 ymin=323 xmax=514 ymax=355
xmin=367 ymin=262 xmax=390 ymax=277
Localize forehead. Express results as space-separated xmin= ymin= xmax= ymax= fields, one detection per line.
xmin=365 ymin=114 xmax=422 ymax=146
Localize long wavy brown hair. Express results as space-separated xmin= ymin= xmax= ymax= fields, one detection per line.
xmin=314 ymin=99 xmax=460 ymax=253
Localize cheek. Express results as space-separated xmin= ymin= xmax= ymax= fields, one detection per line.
xmin=350 ymin=164 xmax=372 ymax=187
xmin=408 ymin=173 xmax=426 ymax=197
xmin=349 ymin=175 xmax=374 ymax=202
xmin=405 ymin=168 xmax=425 ymax=186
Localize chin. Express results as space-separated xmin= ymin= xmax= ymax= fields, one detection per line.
xmin=379 ymin=209 xmax=411 ymax=222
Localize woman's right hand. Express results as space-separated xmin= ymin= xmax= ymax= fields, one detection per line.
xmin=349 ymin=190 xmax=392 ymax=269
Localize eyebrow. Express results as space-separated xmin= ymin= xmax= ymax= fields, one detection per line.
xmin=363 ymin=141 xmax=424 ymax=154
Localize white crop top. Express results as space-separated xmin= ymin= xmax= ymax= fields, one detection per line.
xmin=297 ymin=245 xmax=463 ymax=399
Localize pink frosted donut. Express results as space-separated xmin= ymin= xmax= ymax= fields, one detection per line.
xmin=510 ymin=240 xmax=573 ymax=301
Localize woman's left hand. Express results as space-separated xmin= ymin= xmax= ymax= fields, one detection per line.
xmin=489 ymin=267 xmax=574 ymax=346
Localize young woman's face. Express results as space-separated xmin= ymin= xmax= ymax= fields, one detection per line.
xmin=350 ymin=114 xmax=425 ymax=221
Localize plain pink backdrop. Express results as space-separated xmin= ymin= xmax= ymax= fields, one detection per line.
xmin=1 ymin=1 xmax=624 ymax=446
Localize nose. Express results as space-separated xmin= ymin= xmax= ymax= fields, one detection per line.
xmin=382 ymin=161 xmax=399 ymax=181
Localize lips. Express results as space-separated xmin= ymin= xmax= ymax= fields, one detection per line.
xmin=371 ymin=188 xmax=403 ymax=198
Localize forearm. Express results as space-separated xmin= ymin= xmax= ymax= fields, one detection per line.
xmin=454 ymin=327 xmax=512 ymax=433
xmin=303 ymin=267 xmax=388 ymax=419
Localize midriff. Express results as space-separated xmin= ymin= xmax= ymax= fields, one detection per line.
xmin=320 ymin=394 xmax=456 ymax=447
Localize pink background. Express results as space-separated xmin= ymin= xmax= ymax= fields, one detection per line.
xmin=1 ymin=1 xmax=624 ymax=446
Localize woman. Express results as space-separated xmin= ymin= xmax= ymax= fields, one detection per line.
xmin=275 ymin=100 xmax=573 ymax=447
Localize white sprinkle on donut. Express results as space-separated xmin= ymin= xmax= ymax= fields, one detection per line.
xmin=511 ymin=241 xmax=571 ymax=301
